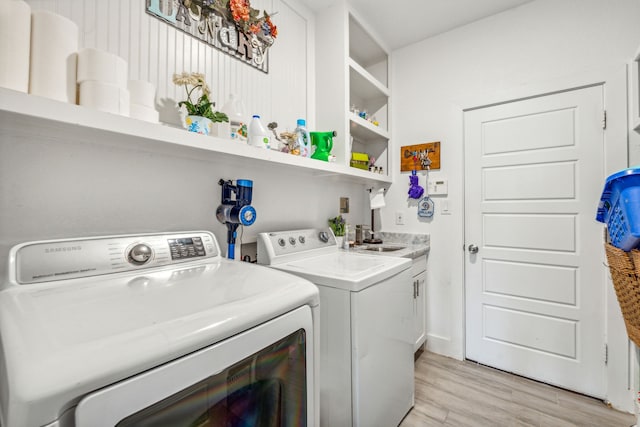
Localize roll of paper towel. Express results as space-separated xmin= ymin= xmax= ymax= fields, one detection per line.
xmin=119 ymin=89 xmax=130 ymax=117
xmin=29 ymin=10 xmax=78 ymax=103
xmin=369 ymin=188 xmax=386 ymax=209
xmin=130 ymin=104 xmax=159 ymax=123
xmin=79 ymin=81 xmax=130 ymax=116
xmin=0 ymin=0 xmax=31 ymax=92
xmin=78 ymin=48 xmax=128 ymax=88
xmin=128 ymin=80 xmax=156 ymax=108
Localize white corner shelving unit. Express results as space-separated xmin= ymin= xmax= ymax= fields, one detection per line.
xmin=315 ymin=4 xmax=391 ymax=180
xmin=0 ymin=88 xmax=391 ymax=186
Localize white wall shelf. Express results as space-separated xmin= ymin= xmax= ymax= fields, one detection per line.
xmin=0 ymin=88 xmax=391 ymax=185
xmin=349 ymin=113 xmax=389 ymax=141
xmin=348 ymin=18 xmax=387 ymax=72
xmin=349 ymin=59 xmax=389 ymax=101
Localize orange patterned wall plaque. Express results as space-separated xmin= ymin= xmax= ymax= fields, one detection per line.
xmin=400 ymin=141 xmax=441 ymax=172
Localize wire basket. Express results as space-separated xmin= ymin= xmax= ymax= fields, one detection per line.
xmin=604 ymin=242 xmax=640 ymax=347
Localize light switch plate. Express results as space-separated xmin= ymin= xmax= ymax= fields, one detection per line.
xmin=395 ymin=211 xmax=405 ymax=225
xmin=340 ymin=197 xmax=349 ymax=213
xmin=441 ymin=199 xmax=451 ymax=215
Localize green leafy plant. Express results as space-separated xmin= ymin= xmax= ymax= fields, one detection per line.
xmin=328 ymin=215 xmax=346 ymax=236
xmin=173 ymin=72 xmax=229 ymax=123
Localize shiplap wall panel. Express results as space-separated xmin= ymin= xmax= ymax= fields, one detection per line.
xmin=25 ymin=0 xmax=308 ymax=128
xmin=271 ymin=0 xmax=308 ymax=130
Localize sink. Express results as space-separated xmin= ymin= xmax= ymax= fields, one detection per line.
xmin=362 ymin=246 xmax=405 ymax=252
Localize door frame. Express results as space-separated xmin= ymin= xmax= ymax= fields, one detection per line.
xmin=459 ymin=65 xmax=632 ymax=412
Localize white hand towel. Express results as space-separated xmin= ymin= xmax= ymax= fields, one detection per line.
xmin=369 ymin=188 xmax=386 ymax=210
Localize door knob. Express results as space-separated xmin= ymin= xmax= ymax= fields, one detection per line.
xmin=468 ymin=244 xmax=479 ymax=254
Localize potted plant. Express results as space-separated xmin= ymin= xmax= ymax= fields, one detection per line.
xmin=173 ymin=72 xmax=229 ymax=136
xmin=328 ymin=215 xmax=348 ymax=248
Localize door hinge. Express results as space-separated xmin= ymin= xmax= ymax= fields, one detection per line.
xmin=604 ymin=343 xmax=608 ymax=365
xmin=602 ymin=110 xmax=607 ymax=130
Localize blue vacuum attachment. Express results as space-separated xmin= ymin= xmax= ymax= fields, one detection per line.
xmin=216 ymin=179 xmax=256 ymax=259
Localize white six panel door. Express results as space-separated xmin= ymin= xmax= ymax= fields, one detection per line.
xmin=464 ymin=85 xmax=606 ymax=397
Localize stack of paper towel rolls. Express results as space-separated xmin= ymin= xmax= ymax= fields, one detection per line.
xmin=77 ymin=48 xmax=130 ymax=116
xmin=128 ymin=80 xmax=159 ymax=123
xmin=29 ymin=10 xmax=78 ymax=102
xmin=0 ymin=0 xmax=31 ymax=93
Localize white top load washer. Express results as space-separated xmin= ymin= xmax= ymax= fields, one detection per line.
xmin=257 ymin=228 xmax=414 ymax=427
xmin=0 ymin=231 xmax=319 ymax=427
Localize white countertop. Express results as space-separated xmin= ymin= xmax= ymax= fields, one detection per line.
xmin=344 ymin=232 xmax=430 ymax=259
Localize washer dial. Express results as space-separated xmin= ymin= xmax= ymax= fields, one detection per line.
xmin=128 ymin=243 xmax=153 ymax=265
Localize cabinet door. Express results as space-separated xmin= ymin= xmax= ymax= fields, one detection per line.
xmin=413 ymin=271 xmax=427 ymax=351
xmin=632 ymin=47 xmax=640 ymax=132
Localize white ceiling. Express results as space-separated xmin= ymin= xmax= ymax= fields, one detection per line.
xmin=300 ymin=0 xmax=535 ymax=51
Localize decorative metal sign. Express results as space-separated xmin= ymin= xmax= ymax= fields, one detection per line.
xmin=146 ymin=0 xmax=276 ymax=73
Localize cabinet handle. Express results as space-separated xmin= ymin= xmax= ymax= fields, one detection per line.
xmin=413 ymin=280 xmax=417 ymax=298
xmin=416 ymin=279 xmax=420 ymax=297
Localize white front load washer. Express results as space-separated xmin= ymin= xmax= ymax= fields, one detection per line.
xmin=0 ymin=231 xmax=319 ymax=427
xmin=257 ymin=228 xmax=414 ymax=427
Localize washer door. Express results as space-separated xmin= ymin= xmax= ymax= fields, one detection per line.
xmin=75 ymin=306 xmax=314 ymax=427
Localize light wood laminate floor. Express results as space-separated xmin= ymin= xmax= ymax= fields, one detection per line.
xmin=399 ymin=351 xmax=635 ymax=427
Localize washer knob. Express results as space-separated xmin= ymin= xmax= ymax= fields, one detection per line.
xmin=318 ymin=231 xmax=329 ymax=243
xmin=128 ymin=243 xmax=152 ymax=265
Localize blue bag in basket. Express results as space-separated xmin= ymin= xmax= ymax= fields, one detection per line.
xmin=596 ymin=167 xmax=640 ymax=251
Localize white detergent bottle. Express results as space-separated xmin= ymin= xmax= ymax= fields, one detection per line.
xmin=221 ymin=93 xmax=247 ymax=140
xmin=295 ymin=119 xmax=311 ymax=157
xmin=248 ymin=115 xmax=270 ymax=149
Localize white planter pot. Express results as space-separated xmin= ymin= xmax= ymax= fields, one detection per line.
xmin=185 ymin=115 xmax=212 ymax=135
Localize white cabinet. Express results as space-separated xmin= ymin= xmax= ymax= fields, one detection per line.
xmin=632 ymin=46 xmax=640 ymax=134
xmin=316 ymin=5 xmax=390 ymax=177
xmin=411 ymin=256 xmax=427 ymax=351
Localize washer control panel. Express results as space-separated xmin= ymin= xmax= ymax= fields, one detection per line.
xmin=167 ymin=237 xmax=206 ymax=260
xmin=12 ymin=231 xmax=219 ymax=285
xmin=257 ymin=228 xmax=337 ymax=265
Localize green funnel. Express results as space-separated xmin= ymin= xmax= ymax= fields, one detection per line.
xmin=310 ymin=131 xmax=336 ymax=161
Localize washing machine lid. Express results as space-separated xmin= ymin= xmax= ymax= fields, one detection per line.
xmin=274 ymin=252 xmax=411 ymax=291
xmin=0 ymin=259 xmax=318 ymax=427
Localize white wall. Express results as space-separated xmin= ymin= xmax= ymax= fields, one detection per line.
xmin=386 ymin=0 xmax=640 ymax=409
xmin=0 ymin=0 xmax=368 ymax=268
